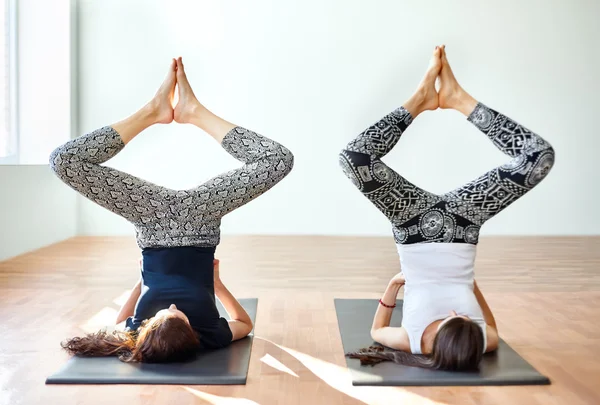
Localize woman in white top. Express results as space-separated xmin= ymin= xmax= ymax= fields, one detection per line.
xmin=339 ymin=46 xmax=555 ymax=371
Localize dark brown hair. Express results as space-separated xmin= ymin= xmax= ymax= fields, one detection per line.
xmin=61 ymin=316 xmax=200 ymax=363
xmin=346 ymin=317 xmax=485 ymax=371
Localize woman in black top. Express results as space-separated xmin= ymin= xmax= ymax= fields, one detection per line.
xmin=50 ymin=58 xmax=294 ymax=362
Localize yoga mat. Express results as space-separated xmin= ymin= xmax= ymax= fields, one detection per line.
xmin=335 ymin=298 xmax=550 ymax=386
xmin=46 ymin=298 xmax=258 ymax=385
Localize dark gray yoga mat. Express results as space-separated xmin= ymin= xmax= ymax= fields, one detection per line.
xmin=46 ymin=298 xmax=258 ymax=385
xmin=335 ymin=299 xmax=550 ymax=386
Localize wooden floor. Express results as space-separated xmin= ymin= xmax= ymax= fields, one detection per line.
xmin=1 ymin=236 xmax=600 ymax=405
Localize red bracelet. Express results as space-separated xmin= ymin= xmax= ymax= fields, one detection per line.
xmin=379 ymin=299 xmax=396 ymax=309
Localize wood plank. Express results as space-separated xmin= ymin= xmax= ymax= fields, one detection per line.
xmin=1 ymin=236 xmax=599 ymax=404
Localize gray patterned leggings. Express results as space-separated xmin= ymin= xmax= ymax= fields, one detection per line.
xmin=339 ymin=103 xmax=555 ymax=244
xmin=50 ymin=126 xmax=294 ymax=248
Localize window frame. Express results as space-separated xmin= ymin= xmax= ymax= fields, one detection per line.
xmin=0 ymin=0 xmax=18 ymax=165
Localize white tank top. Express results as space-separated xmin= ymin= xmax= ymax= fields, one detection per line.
xmin=396 ymin=243 xmax=487 ymax=354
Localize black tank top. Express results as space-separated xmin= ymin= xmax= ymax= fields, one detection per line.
xmin=125 ymin=246 xmax=232 ymax=350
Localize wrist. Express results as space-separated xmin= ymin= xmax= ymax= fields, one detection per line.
xmin=379 ymin=298 xmax=396 ymax=309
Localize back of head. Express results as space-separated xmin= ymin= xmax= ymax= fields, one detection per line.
xmin=61 ymin=316 xmax=200 ymax=363
xmin=132 ymin=316 xmax=200 ymax=363
xmin=431 ymin=317 xmax=484 ymax=371
xmin=346 ymin=318 xmax=484 ymax=371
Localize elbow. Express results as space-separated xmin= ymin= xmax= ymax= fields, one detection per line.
xmin=243 ymin=320 xmax=254 ymax=336
xmin=486 ymin=339 xmax=499 ymax=353
xmin=370 ymin=329 xmax=385 ymax=346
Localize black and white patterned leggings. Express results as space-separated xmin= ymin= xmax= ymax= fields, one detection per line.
xmin=339 ymin=103 xmax=555 ymax=244
xmin=50 ymin=126 xmax=294 ymax=249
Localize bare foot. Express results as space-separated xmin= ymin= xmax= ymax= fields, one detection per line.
xmin=418 ymin=46 xmax=443 ymax=111
xmin=147 ymin=59 xmax=177 ymax=124
xmin=438 ymin=46 xmax=476 ymax=115
xmin=173 ymin=57 xmax=205 ymax=124
xmin=403 ymin=47 xmax=442 ymax=117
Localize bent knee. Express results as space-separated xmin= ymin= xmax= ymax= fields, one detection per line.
xmin=523 ymin=144 xmax=555 ymax=187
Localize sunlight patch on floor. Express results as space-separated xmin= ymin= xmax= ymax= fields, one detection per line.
xmin=260 ymin=353 xmax=299 ymax=377
xmin=112 ymin=290 xmax=132 ymax=307
xmin=79 ymin=307 xmax=118 ymax=333
xmin=255 ymin=336 xmax=448 ymax=405
xmin=183 ymin=387 xmax=261 ymax=404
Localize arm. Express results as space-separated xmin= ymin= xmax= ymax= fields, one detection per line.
xmin=473 ymin=281 xmax=496 ymax=330
xmin=370 ymin=273 xmax=410 ymax=352
xmin=473 ymin=280 xmax=499 ymax=352
xmin=213 ymin=260 xmax=253 ymax=341
xmin=116 ymin=278 xmax=142 ymax=324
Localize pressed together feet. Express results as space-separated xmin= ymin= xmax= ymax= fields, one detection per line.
xmin=407 ymin=45 xmax=478 ymax=118
xmin=118 ymin=57 xmax=234 ymax=145
xmin=147 ymin=57 xmax=207 ymax=126
xmin=149 ymin=47 xmax=475 ymax=127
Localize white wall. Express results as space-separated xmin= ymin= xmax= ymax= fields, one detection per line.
xmin=77 ymin=0 xmax=600 ymax=237
xmin=0 ymin=166 xmax=77 ymax=261
xmin=0 ymin=0 xmax=76 ymax=260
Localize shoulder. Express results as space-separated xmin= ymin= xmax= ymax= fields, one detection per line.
xmin=371 ymin=326 xmax=411 ymax=352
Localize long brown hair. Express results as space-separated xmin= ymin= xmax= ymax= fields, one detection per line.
xmin=346 ymin=317 xmax=485 ymax=371
xmin=61 ymin=316 xmax=200 ymax=363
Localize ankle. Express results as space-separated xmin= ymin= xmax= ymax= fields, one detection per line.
xmin=190 ymin=100 xmax=207 ymax=116
xmin=404 ymin=87 xmax=436 ymax=117
xmin=187 ymin=102 xmax=212 ymax=126
xmin=453 ymin=91 xmax=478 ymax=116
xmin=416 ymin=85 xmax=433 ymax=105
xmin=148 ymin=94 xmax=170 ymax=114
xmin=140 ymin=101 xmax=163 ymax=124
xmin=402 ymin=97 xmax=423 ymax=118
